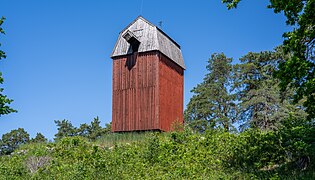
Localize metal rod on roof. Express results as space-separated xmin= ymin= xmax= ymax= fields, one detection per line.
xmin=140 ymin=0 xmax=144 ymax=15
xmin=158 ymin=21 xmax=163 ymax=29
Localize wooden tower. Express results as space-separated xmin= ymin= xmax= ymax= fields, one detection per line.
xmin=111 ymin=16 xmax=185 ymax=132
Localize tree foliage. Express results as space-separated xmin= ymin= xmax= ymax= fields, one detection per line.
xmin=31 ymin=133 xmax=47 ymax=143
xmin=234 ymin=48 xmax=307 ymax=130
xmin=0 ymin=17 xmax=16 ymax=116
xmin=0 ymin=17 xmax=5 ymax=59
xmin=186 ymin=48 xmax=308 ymax=131
xmin=0 ymin=128 xmax=30 ymax=155
xmin=221 ymin=0 xmax=241 ymax=9
xmin=222 ymin=0 xmax=315 ymax=119
xmin=88 ymin=116 xmax=104 ymax=141
xmin=76 ymin=123 xmax=89 ymax=138
xmin=54 ymin=119 xmax=77 ymax=141
xmin=55 ymin=117 xmax=112 ymax=141
xmin=275 ymin=0 xmax=315 ymax=119
xmin=185 ymin=53 xmax=236 ymax=132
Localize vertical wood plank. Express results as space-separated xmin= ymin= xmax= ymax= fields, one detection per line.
xmin=112 ymin=51 xmax=183 ymax=132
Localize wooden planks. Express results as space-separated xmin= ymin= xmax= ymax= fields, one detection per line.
xmin=112 ymin=52 xmax=159 ymax=132
xmin=158 ymin=53 xmax=184 ymax=131
xmin=112 ymin=51 xmax=184 ymax=132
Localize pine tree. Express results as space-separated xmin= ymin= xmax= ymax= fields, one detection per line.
xmin=31 ymin=133 xmax=47 ymax=143
xmin=54 ymin=119 xmax=76 ymax=140
xmin=77 ymin=123 xmax=90 ymax=138
xmin=234 ymin=48 xmax=307 ymax=130
xmin=88 ymin=116 xmax=103 ymax=141
xmin=185 ymin=53 xmax=236 ymax=132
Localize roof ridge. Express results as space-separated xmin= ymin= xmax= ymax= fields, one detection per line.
xmin=119 ymin=16 xmax=155 ymax=34
xmin=119 ymin=16 xmax=180 ymax=49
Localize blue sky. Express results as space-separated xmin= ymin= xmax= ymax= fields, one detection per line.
xmin=0 ymin=0 xmax=290 ymax=140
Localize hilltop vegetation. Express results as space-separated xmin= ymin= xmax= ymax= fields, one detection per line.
xmin=0 ymin=124 xmax=314 ymax=179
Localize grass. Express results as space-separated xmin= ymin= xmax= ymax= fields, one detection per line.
xmin=96 ymin=131 xmax=156 ymax=147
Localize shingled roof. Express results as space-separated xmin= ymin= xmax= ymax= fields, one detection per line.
xmin=111 ymin=16 xmax=185 ymax=69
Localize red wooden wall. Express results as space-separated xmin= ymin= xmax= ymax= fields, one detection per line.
xmin=158 ymin=53 xmax=184 ymax=131
xmin=112 ymin=51 xmax=183 ymax=132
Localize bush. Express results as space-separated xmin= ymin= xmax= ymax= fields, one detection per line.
xmin=0 ymin=125 xmax=314 ymax=179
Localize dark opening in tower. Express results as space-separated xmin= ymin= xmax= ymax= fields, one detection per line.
xmin=123 ymin=30 xmax=140 ymax=53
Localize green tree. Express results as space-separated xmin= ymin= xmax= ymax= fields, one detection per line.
xmin=234 ymin=48 xmax=307 ymax=130
xmin=234 ymin=50 xmax=280 ymax=129
xmin=222 ymin=0 xmax=315 ymax=119
xmin=76 ymin=117 xmax=108 ymax=140
xmin=76 ymin=123 xmax=90 ymax=138
xmin=0 ymin=17 xmax=16 ymax=116
xmin=54 ymin=119 xmax=76 ymax=141
xmin=55 ymin=117 xmax=110 ymax=141
xmin=104 ymin=122 xmax=112 ymax=133
xmin=0 ymin=128 xmax=30 ymax=155
xmin=31 ymin=133 xmax=47 ymax=143
xmin=88 ymin=116 xmax=104 ymax=141
xmin=185 ymin=53 xmax=236 ymax=132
